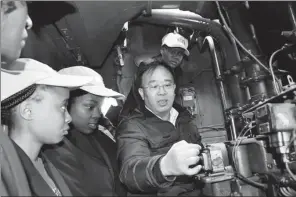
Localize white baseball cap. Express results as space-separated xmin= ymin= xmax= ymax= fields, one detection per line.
xmin=161 ymin=33 xmax=190 ymax=56
xmin=58 ymin=66 xmax=125 ymax=99
xmin=1 ymin=58 xmax=93 ymax=101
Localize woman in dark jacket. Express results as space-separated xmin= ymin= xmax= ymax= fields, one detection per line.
xmin=43 ymin=66 xmax=127 ymax=196
xmin=1 ymin=58 xmax=91 ymax=196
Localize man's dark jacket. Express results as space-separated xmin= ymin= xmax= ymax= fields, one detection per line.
xmin=116 ymin=104 xmax=203 ymax=196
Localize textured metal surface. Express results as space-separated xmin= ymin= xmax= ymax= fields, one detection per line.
xmin=235 ymin=145 xmax=252 ymax=177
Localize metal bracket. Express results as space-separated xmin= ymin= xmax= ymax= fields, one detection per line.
xmin=142 ymin=1 xmax=152 ymax=17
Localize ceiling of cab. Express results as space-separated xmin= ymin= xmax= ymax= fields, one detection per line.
xmin=27 ymin=1 xmax=192 ymax=67
xmin=26 ymin=1 xmax=295 ymax=69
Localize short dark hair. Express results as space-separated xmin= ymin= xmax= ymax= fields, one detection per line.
xmin=1 ymin=84 xmax=37 ymax=129
xmin=134 ymin=60 xmax=176 ymax=91
xmin=128 ymin=60 xmax=176 ymax=112
xmin=120 ymin=60 xmax=177 ymax=118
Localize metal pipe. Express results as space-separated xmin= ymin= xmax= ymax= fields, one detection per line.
xmin=116 ymin=46 xmax=124 ymax=67
xmin=288 ymin=2 xmax=296 ymax=29
xmin=230 ymin=114 xmax=237 ymax=140
xmin=201 ymin=36 xmax=228 ymax=111
xmin=134 ymin=9 xmax=239 ymax=69
xmin=220 ymin=2 xmax=272 ymax=102
xmin=201 ymin=36 xmax=241 ymax=140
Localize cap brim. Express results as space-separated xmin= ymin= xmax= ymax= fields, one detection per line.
xmin=35 ymin=74 xmax=93 ymax=88
xmin=1 ymin=70 xmax=48 ymax=101
xmin=162 ymin=43 xmax=190 ymax=56
xmin=80 ymin=85 xmax=125 ymax=99
xmin=1 ymin=68 xmax=22 ymax=74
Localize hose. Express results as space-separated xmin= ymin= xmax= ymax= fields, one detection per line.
xmin=236 ymin=173 xmax=268 ymax=190
xmin=269 ymin=48 xmax=284 ymax=94
xmin=285 ymin=132 xmax=296 ymax=182
xmin=280 ymin=187 xmax=296 ymax=197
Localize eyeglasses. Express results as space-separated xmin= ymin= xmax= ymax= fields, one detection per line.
xmin=167 ymin=48 xmax=185 ymax=56
xmin=142 ymin=83 xmax=175 ymax=92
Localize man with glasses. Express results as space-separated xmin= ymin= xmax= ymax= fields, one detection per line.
xmin=119 ymin=33 xmax=190 ymax=120
xmin=116 ymin=61 xmax=203 ymax=196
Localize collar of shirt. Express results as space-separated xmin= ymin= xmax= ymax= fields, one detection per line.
xmin=98 ymin=125 xmax=116 ymax=142
xmin=145 ymin=106 xmax=179 ymax=126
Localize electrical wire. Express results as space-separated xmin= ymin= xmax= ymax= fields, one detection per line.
xmin=286 ymin=187 xmax=296 ymax=196
xmin=232 ymin=125 xmax=255 ymax=166
xmin=232 ymin=122 xmax=255 ymax=170
xmin=230 ymin=123 xmax=268 ymax=191
xmin=269 ymin=47 xmax=285 ymax=94
xmin=280 ymin=187 xmax=296 ymax=197
xmin=286 ymin=162 xmax=296 ymax=182
xmin=285 ymin=131 xmax=296 ymax=182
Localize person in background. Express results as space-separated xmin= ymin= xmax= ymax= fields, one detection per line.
xmin=145 ymin=32 xmax=190 ymax=69
xmin=116 ymin=60 xmax=203 ymax=196
xmin=44 ymin=66 xmax=127 ymax=196
xmin=1 ymin=58 xmax=92 ymax=196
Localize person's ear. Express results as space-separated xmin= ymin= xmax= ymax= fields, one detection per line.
xmin=138 ymin=88 xmax=144 ymax=100
xmin=19 ymin=101 xmax=33 ymax=120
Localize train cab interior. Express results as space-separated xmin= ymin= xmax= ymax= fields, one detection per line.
xmin=2 ymin=1 xmax=296 ymax=196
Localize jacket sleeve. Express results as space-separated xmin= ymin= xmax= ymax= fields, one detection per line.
xmin=116 ymin=119 xmax=175 ymax=193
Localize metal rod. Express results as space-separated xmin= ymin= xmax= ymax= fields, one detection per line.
xmin=288 ymin=2 xmax=296 ymax=29
xmin=230 ymin=115 xmax=237 ymax=140
xmin=201 ymin=36 xmax=228 ymax=111
xmin=201 ymin=36 xmax=237 ymax=140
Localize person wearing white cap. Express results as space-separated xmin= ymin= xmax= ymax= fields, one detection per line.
xmin=43 ymin=66 xmax=127 ymax=196
xmin=145 ymin=32 xmax=190 ymax=69
xmin=1 ymin=58 xmax=92 ymax=196
xmin=1 ymin=2 xmax=51 ymax=196
xmin=160 ymin=32 xmax=190 ymax=67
